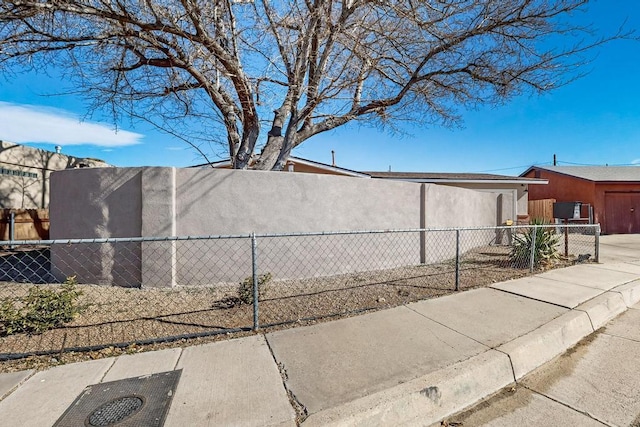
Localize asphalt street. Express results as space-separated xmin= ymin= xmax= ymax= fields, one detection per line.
xmin=439 ymin=302 xmax=640 ymax=427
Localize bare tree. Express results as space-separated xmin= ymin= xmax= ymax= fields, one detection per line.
xmin=0 ymin=0 xmax=613 ymax=170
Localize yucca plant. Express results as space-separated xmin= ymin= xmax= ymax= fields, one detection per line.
xmin=510 ymin=219 xmax=560 ymax=268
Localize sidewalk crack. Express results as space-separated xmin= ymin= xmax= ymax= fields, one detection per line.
xmin=522 ymin=384 xmax=612 ymax=427
xmin=264 ymin=334 xmax=308 ymax=426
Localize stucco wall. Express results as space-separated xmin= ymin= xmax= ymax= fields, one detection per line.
xmin=176 ymin=168 xmax=422 ymax=234
xmin=439 ymin=182 xmax=529 ymax=219
xmin=175 ymin=168 xmax=424 ymax=282
xmin=50 ymin=168 xmax=143 ymax=286
xmin=51 ymin=167 xmax=501 ymax=287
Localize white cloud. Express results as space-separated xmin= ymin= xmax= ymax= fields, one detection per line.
xmin=0 ymin=102 xmax=143 ymax=147
xmin=632 ymin=159 xmax=640 ymax=165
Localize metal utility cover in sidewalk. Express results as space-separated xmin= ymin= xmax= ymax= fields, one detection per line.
xmin=53 ymin=370 xmax=181 ymax=427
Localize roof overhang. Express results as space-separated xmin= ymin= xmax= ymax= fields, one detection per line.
xmin=191 ymin=157 xmax=370 ymax=178
xmin=287 ymin=157 xmax=370 ymax=178
xmin=371 ymin=177 xmax=548 ymax=185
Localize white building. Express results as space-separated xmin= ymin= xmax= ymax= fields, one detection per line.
xmin=0 ymin=140 xmax=110 ymax=208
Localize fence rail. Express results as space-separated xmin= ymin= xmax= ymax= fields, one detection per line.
xmin=0 ymin=224 xmax=600 ymax=360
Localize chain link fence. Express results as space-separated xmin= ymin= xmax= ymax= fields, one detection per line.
xmin=0 ymin=224 xmax=599 ymax=360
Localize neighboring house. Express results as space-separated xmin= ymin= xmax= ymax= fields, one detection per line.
xmin=192 ymin=156 xmax=370 ymax=178
xmin=521 ymin=166 xmax=640 ymax=234
xmin=195 ymin=156 xmax=547 ymax=225
xmin=0 ymin=140 xmax=110 ymax=209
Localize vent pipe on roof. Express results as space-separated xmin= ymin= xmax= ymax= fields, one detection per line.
xmin=553 ymin=154 xmax=556 ymax=166
xmin=331 ymin=150 xmax=336 ymax=167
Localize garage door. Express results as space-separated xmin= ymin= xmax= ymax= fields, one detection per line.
xmin=604 ymin=192 xmax=640 ymax=234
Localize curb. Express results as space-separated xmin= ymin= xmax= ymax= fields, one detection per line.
xmin=497 ymin=311 xmax=593 ymax=380
xmin=610 ymin=278 xmax=640 ymax=307
xmin=302 ymin=350 xmax=513 ymax=426
xmin=575 ymin=292 xmax=627 ymax=330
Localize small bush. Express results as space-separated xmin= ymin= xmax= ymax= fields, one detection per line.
xmin=238 ymin=273 xmax=272 ymax=305
xmin=510 ymin=219 xmax=560 ymax=268
xmin=0 ymin=276 xmax=83 ymax=336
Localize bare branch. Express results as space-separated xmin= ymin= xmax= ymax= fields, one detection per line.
xmin=0 ymin=0 xmax=622 ymax=170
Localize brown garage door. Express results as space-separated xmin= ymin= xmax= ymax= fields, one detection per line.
xmin=604 ymin=192 xmax=640 ymax=234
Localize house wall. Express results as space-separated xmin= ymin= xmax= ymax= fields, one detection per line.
xmin=0 ymin=140 xmax=109 ymax=209
xmin=51 ymin=167 xmax=502 ymax=287
xmin=524 ymin=168 xmax=640 ymax=233
xmin=524 ymin=169 xmax=596 ymax=206
xmin=594 ymin=183 xmax=640 ymax=234
xmin=524 ymin=169 xmax=596 ymax=224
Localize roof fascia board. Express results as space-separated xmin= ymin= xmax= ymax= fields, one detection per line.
xmin=288 ymin=157 xmax=370 ymax=177
xmin=375 ymin=178 xmax=547 ymax=185
xmin=595 ymin=180 xmax=640 ymax=185
xmin=191 ymin=157 xmax=369 ymax=177
xmin=522 ymin=166 xmax=598 ymax=183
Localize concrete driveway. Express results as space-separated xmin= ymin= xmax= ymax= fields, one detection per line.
xmin=599 ymin=234 xmax=640 ymax=263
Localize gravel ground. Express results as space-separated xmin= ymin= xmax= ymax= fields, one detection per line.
xmin=0 ymin=245 xmax=583 ymax=373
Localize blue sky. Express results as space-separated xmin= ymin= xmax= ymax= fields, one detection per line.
xmin=0 ymin=1 xmax=638 ymax=176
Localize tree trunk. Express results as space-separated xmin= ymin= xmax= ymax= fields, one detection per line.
xmin=254 ymin=135 xmax=284 ymax=170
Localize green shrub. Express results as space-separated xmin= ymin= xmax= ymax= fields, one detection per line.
xmin=238 ymin=273 xmax=272 ymax=305
xmin=510 ymin=219 xmax=560 ymax=268
xmin=0 ymin=276 xmax=83 ymax=336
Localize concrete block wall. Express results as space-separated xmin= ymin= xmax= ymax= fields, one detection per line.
xmin=50 ymin=167 xmax=501 ymax=287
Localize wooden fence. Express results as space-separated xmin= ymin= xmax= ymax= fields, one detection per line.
xmin=0 ymin=209 xmax=49 ymax=240
xmin=528 ymin=199 xmax=556 ymax=222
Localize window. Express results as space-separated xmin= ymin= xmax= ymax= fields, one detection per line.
xmin=0 ymin=167 xmax=38 ymax=178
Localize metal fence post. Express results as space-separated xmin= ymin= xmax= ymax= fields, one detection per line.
xmin=595 ymin=224 xmax=600 ymax=263
xmin=455 ymin=229 xmax=460 ymax=291
xmin=9 ymin=211 xmax=15 ymax=249
xmin=251 ymin=233 xmax=259 ymax=331
xmin=529 ymin=224 xmax=537 ymax=273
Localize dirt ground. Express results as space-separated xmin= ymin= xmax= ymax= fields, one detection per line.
xmin=0 ymin=245 xmax=584 ymax=373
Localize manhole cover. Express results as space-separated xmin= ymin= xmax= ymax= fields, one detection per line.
xmin=87 ymin=396 xmax=144 ymax=426
xmin=53 ymin=370 xmax=181 ymax=427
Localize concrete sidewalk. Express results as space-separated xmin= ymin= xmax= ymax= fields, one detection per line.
xmin=1 ymin=245 xmax=639 ymax=426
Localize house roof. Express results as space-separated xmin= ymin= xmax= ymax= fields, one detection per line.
xmin=193 ymin=155 xmax=547 ymax=184
xmin=521 ymin=166 xmax=640 ymax=182
xmin=286 ymin=157 xmax=370 ymax=177
xmin=191 ymin=156 xmax=370 ymax=178
xmin=363 ymin=171 xmax=547 ymax=185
